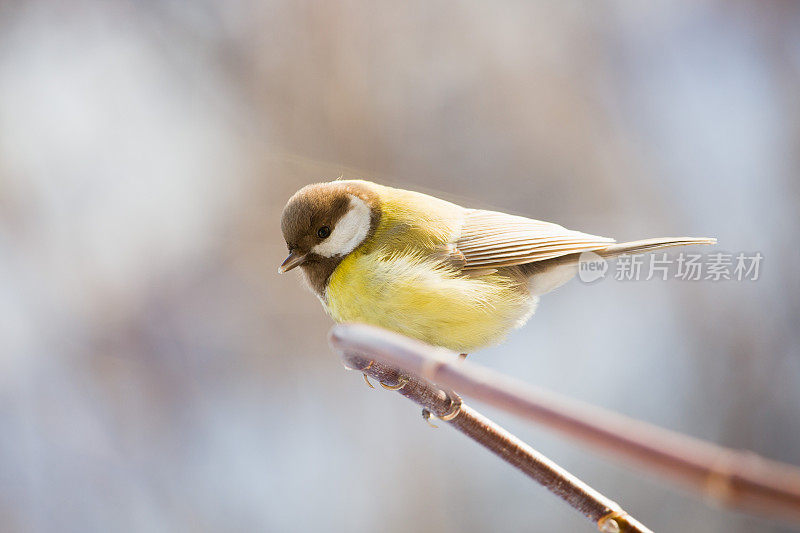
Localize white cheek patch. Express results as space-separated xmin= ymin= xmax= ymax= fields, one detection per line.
xmin=312 ymin=195 xmax=371 ymax=257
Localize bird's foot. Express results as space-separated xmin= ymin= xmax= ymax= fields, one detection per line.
xmin=360 ymin=360 xmax=408 ymax=391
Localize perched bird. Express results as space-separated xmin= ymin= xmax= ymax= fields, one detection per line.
xmin=279 ymin=180 xmax=715 ymax=354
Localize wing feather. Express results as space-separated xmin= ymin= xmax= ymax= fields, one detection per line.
xmin=456 ymin=209 xmax=615 ymax=270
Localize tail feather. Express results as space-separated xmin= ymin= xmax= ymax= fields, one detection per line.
xmin=522 ymin=236 xmax=717 ymax=295
xmin=597 ymin=237 xmax=717 ymax=259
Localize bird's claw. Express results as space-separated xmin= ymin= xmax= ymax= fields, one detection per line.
xmin=362 ymin=373 xmax=375 ymax=389
xmin=379 ymin=376 xmax=408 ymax=391
xmin=422 ymin=408 xmax=438 ymax=428
xmin=360 ymin=361 xmax=408 ymax=392
xmin=361 ymin=360 xmax=376 ymax=389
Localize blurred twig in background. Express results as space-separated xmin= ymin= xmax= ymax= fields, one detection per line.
xmin=329 ymin=323 xmax=800 ymax=526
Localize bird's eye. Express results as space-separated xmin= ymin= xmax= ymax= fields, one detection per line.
xmin=317 ymin=226 xmax=331 ymax=239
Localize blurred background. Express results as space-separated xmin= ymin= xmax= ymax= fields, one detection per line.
xmin=1 ymin=1 xmax=799 ymax=531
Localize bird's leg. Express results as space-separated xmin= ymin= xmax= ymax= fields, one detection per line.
xmin=421 ymin=353 xmax=468 ymax=427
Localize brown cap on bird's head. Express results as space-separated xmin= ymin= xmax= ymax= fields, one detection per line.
xmin=279 ymin=181 xmax=381 ymax=277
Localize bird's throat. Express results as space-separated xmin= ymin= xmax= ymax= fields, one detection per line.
xmin=300 ymin=254 xmax=344 ymax=301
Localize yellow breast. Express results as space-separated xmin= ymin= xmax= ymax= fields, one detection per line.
xmin=324 ymin=249 xmax=536 ymax=353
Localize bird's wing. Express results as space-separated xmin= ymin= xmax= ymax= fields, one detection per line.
xmin=455 ymin=209 xmax=616 ymax=270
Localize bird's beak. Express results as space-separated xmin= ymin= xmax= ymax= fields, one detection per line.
xmin=278 ymin=251 xmax=307 ymax=274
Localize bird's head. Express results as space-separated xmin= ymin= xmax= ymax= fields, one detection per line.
xmin=279 ymin=180 xmax=380 ymax=274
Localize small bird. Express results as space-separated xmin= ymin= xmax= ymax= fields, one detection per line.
xmin=279 ymin=180 xmax=715 ymax=354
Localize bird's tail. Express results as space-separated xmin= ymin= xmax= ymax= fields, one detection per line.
xmin=596 ymin=237 xmax=717 ymax=259
xmin=523 ymin=236 xmax=716 ymax=295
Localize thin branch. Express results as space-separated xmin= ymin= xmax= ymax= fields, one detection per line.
xmin=332 ymin=354 xmax=653 ymax=532
xmin=329 ymin=323 xmax=800 ymax=525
